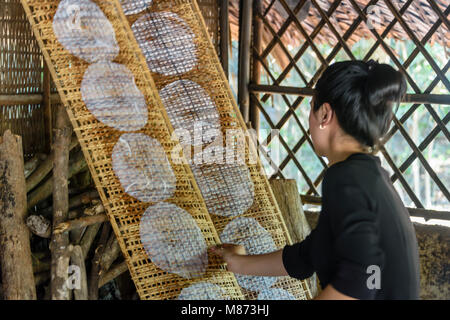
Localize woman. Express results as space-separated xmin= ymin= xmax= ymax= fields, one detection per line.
xmin=210 ymin=60 xmax=420 ymax=300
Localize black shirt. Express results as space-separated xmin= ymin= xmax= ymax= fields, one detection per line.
xmin=282 ymin=153 xmax=420 ymax=299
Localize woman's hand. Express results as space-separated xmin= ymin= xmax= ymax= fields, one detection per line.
xmin=209 ymin=244 xmax=289 ymax=277
xmin=209 ymin=244 xmax=246 ymax=273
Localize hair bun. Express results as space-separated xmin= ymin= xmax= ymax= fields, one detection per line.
xmin=367 ymin=59 xmax=378 ymax=72
xmin=313 ymin=60 xmax=407 ymax=148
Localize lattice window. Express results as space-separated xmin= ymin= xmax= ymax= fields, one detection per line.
xmin=248 ymin=0 xmax=449 ymax=219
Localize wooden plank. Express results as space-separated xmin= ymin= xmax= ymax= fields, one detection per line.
xmin=249 ymin=84 xmax=450 ymax=105
xmin=300 ymin=194 xmax=450 ymax=221
xmin=0 ymin=93 xmax=61 ymax=106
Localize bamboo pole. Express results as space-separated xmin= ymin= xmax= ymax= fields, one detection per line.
xmin=250 ymin=0 xmax=262 ymax=134
xmin=219 ymin=0 xmax=229 ymax=79
xmin=238 ymin=0 xmax=253 ymax=122
xmin=0 ymin=130 xmax=37 ymax=300
xmin=98 ymin=261 xmax=128 ymax=289
xmin=100 ymin=235 xmax=121 ymax=273
xmin=89 ymin=223 xmax=111 ymax=300
xmin=50 ymin=105 xmax=72 ymax=300
xmin=249 ymin=84 xmax=450 ymax=105
xmin=0 ymin=93 xmax=61 ymax=106
xmin=80 ymin=223 xmax=103 ymax=260
xmin=43 ymin=62 xmax=52 ymax=154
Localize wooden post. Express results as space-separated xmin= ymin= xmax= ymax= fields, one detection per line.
xmin=89 ymin=223 xmax=111 ymax=300
xmin=219 ymin=0 xmax=230 ymax=79
xmin=0 ymin=130 xmax=37 ymax=300
xmin=269 ymin=179 xmax=311 ymax=242
xmin=250 ymin=0 xmax=262 ymax=135
xmin=238 ymin=0 xmax=253 ymax=123
xmin=100 ymin=235 xmax=121 ymax=272
xmin=43 ymin=61 xmax=52 ymax=154
xmin=50 ymin=105 xmax=72 ymax=300
xmin=70 ymin=245 xmax=88 ymax=300
xmin=269 ymin=178 xmax=318 ymax=298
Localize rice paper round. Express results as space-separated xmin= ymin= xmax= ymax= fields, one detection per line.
xmin=53 ymin=0 xmax=119 ymax=63
xmin=140 ymin=202 xmax=208 ymax=279
xmin=177 ymin=282 xmax=229 ymax=300
xmin=220 ymin=217 xmax=278 ymax=291
xmin=112 ymin=133 xmax=176 ymax=203
xmin=191 ymin=163 xmax=254 ymax=217
xmin=120 ymin=0 xmax=153 ymax=15
xmin=258 ymin=288 xmax=296 ymax=300
xmin=160 ymin=80 xmax=221 ymax=146
xmin=81 ymin=61 xmax=148 ymax=132
xmin=131 ymin=12 xmax=197 ymax=76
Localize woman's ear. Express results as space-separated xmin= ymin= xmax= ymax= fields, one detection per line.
xmin=319 ymin=102 xmax=333 ymax=128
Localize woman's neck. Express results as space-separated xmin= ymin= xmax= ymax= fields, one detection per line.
xmin=325 ymin=134 xmax=366 ymax=166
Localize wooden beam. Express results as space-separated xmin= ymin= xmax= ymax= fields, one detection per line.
xmin=0 ymin=131 xmax=37 ymax=300
xmin=300 ymin=194 xmax=450 ymax=221
xmin=408 ymin=208 xmax=450 ymax=221
xmin=249 ymin=84 xmax=450 ymax=105
xmin=0 ymin=93 xmax=61 ymax=106
xmin=50 ymin=105 xmax=72 ymax=300
xmin=402 ymin=94 xmax=450 ymax=105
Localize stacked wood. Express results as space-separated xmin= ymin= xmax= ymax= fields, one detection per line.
xmin=26 ymin=215 xmax=51 ymax=238
xmin=1 ymin=105 xmax=133 ymax=300
xmin=88 ymin=223 xmax=111 ymax=300
xmin=0 ymin=130 xmax=37 ymax=300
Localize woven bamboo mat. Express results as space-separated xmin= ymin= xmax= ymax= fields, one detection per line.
xmin=124 ymin=0 xmax=311 ymax=300
xmin=20 ymin=0 xmax=311 ymax=300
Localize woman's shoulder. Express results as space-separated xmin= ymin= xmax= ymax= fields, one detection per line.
xmin=323 ymin=153 xmax=382 ymax=189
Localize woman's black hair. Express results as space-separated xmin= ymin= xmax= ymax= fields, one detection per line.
xmin=313 ymin=60 xmax=407 ymax=148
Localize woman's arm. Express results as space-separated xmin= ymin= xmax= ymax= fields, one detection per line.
xmin=209 ymin=244 xmax=289 ymax=277
xmin=314 ymin=284 xmax=358 ymax=300
xmin=210 ymin=244 xmax=357 ymax=300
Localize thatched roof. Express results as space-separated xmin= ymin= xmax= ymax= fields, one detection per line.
xmin=229 ymin=0 xmax=449 ymax=62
